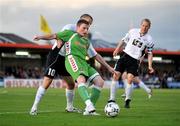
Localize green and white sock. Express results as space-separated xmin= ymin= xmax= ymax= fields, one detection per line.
xmin=78 ymin=83 xmax=90 ymax=102
xmin=90 ymin=85 xmax=101 ymax=105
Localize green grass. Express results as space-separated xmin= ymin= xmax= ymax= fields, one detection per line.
xmin=0 ymin=88 xmax=180 ymax=126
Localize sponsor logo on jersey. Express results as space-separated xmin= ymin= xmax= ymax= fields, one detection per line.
xmin=68 ymin=55 xmax=78 ymax=72
xmin=74 ymin=41 xmax=87 ymax=49
xmin=66 ymin=41 xmax=71 ymax=55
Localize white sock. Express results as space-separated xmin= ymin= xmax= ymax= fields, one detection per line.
xmin=122 ymin=79 xmax=127 ymax=89
xmin=66 ymin=89 xmax=74 ymax=109
xmin=139 ymin=81 xmax=151 ymax=94
xmin=125 ymin=83 xmax=133 ymax=101
xmin=32 ymin=86 xmax=46 ymax=109
xmin=109 ymin=80 xmax=118 ymax=101
xmin=85 ymin=99 xmax=93 ymax=106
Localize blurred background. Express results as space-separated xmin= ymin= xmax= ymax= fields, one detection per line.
xmin=0 ymin=0 xmax=180 ymax=88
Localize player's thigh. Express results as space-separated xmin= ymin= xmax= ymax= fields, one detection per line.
xmin=62 ymin=76 xmax=75 ymax=89
xmin=65 ymin=56 xmax=88 ymax=81
xmin=114 ymin=58 xmax=126 ymax=76
xmin=56 ymin=55 xmax=71 ymax=76
xmin=133 ymin=76 xmax=141 ymax=83
xmin=45 ymin=47 xmax=60 ymax=67
xmin=42 ymin=76 xmax=53 ymax=89
xmin=86 ymin=66 xmax=100 ymax=86
xmin=44 ymin=56 xmax=59 ymax=78
xmin=92 ymin=75 xmax=104 ymax=88
xmin=62 ymin=76 xmax=74 ymax=85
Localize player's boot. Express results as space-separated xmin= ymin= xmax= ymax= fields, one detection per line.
xmin=29 ymin=107 xmax=38 ymax=115
xmin=107 ymin=99 xmax=116 ymax=103
xmin=65 ymin=107 xmax=82 ymax=113
xmin=148 ymin=88 xmax=153 ymax=99
xmin=83 ymin=103 xmax=100 ymax=116
xmin=124 ymin=99 xmax=131 ymax=108
xmin=121 ymin=93 xmax=126 ymax=98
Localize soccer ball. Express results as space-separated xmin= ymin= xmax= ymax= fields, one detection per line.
xmin=104 ymin=102 xmax=120 ymax=117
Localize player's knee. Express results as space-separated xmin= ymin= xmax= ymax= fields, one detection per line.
xmin=43 ymin=76 xmax=53 ymax=89
xmin=77 ymin=75 xmax=86 ymax=83
xmin=113 ymin=73 xmax=120 ymax=81
xmin=66 ymin=82 xmax=75 ymax=89
xmin=127 ymin=77 xmax=134 ymax=84
xmin=94 ymin=76 xmax=104 ymax=88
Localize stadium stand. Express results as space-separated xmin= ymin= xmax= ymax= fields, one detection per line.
xmin=0 ymin=33 xmax=180 ymax=88
xmin=0 ymin=33 xmax=34 ymax=44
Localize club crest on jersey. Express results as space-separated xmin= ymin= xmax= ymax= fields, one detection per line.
xmin=66 ymin=41 xmax=71 ymax=55
xmin=68 ymin=55 xmax=78 ymax=72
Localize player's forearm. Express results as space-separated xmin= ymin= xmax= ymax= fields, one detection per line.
xmin=148 ymin=53 xmax=153 ymax=69
xmin=38 ymin=34 xmax=56 ymax=40
xmin=95 ymin=54 xmax=112 ymax=70
xmin=115 ymin=41 xmax=125 ymax=52
xmin=139 ymin=54 xmax=145 ymax=64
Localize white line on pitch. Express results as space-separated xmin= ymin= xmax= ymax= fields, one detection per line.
xmin=0 ymin=110 xmax=62 ymax=115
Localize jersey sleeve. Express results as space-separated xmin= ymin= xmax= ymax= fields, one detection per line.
xmin=121 ymin=29 xmax=132 ymax=43
xmin=87 ymin=43 xmax=97 ymax=58
xmin=146 ymin=36 xmax=154 ymax=53
xmin=56 ymin=30 xmax=73 ymax=42
xmin=61 ymin=24 xmax=76 ymax=32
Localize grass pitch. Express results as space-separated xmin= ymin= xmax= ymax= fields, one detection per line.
xmin=0 ymin=88 xmax=180 ymax=126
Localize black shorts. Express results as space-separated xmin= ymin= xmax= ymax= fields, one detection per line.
xmin=44 ymin=47 xmax=70 ymax=78
xmin=115 ymin=52 xmax=139 ymax=76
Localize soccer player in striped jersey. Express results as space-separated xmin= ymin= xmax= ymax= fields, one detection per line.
xmin=109 ymin=18 xmax=154 ymax=108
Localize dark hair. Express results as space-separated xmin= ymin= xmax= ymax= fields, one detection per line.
xmin=80 ymin=14 xmax=93 ymax=21
xmin=141 ymin=18 xmax=151 ymax=27
xmin=77 ymin=19 xmax=90 ymax=26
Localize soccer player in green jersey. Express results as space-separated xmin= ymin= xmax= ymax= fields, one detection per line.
xmin=33 ymin=19 xmax=116 ymax=115
xmin=30 ymin=14 xmax=94 ymax=115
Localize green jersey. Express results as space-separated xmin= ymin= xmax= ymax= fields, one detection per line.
xmin=56 ymin=30 xmax=98 ymax=81
xmin=57 ymin=30 xmax=89 ymax=60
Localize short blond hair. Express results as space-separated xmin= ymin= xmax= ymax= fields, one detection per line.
xmin=141 ymin=18 xmax=151 ymax=27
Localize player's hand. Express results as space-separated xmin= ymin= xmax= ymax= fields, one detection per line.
xmin=108 ymin=67 xmax=118 ymax=76
xmin=108 ymin=67 xmax=115 ymax=75
xmin=33 ymin=35 xmax=40 ymax=41
xmin=113 ymin=70 xmax=119 ymax=77
xmin=56 ymin=40 xmax=63 ymax=48
xmin=113 ymin=49 xmax=119 ymax=56
xmin=148 ymin=67 xmax=154 ymax=74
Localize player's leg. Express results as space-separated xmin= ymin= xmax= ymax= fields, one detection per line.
xmin=65 ymin=56 xmax=98 ymax=115
xmin=30 ymin=48 xmax=59 ymax=115
xmin=121 ymin=72 xmax=128 ymax=98
xmin=62 ymin=76 xmax=82 ymax=113
xmin=124 ymin=56 xmax=139 ymax=108
xmin=90 ymin=76 xmax=103 ymax=106
xmin=124 ymin=73 xmax=134 ymax=108
xmin=76 ymin=75 xmax=99 ymax=115
xmin=134 ymin=77 xmax=152 ymax=98
xmin=108 ymin=72 xmax=121 ymax=102
xmin=86 ymin=67 xmax=103 ymax=106
xmin=30 ymin=76 xmax=53 ymax=115
xmin=63 ymin=76 xmax=75 ymax=111
xmin=87 ymin=74 xmax=103 ymax=106
xmin=57 ymin=54 xmax=81 ymax=113
xmin=108 ymin=57 xmax=125 ymax=102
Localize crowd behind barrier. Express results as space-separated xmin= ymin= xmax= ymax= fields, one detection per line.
xmin=1 ymin=65 xmax=180 ymax=88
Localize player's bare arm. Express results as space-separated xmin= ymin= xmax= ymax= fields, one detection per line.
xmin=148 ymin=53 xmax=154 ymax=73
xmin=94 ymin=53 xmax=116 ymax=75
xmin=33 ymin=34 xmax=64 ymax=48
xmin=113 ymin=41 xmax=126 ymax=56
xmin=33 ymin=34 xmax=57 ymax=41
